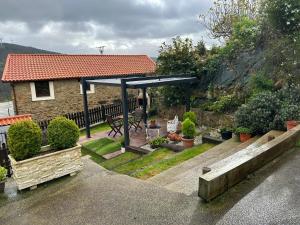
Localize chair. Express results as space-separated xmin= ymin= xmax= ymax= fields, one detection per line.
xmin=106 ymin=115 xmax=123 ymax=137
xmin=129 ymin=109 xmax=143 ymax=132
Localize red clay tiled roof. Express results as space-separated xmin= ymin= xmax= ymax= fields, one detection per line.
xmin=2 ymin=54 xmax=156 ymax=82
xmin=0 ymin=114 xmax=32 ymax=126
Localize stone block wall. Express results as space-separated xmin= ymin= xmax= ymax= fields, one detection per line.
xmin=9 ymin=144 xmax=83 ymax=190
xmin=12 ymin=79 xmax=137 ymax=121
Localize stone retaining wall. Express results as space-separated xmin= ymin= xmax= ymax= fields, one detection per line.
xmin=9 ymin=144 xmax=83 ymax=190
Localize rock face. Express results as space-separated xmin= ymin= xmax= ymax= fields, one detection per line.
xmin=9 ymin=144 xmax=83 ymax=190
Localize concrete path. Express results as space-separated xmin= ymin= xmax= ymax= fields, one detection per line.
xmin=148 ymin=137 xmax=258 ymax=195
xmin=217 ymin=148 xmax=300 ymax=225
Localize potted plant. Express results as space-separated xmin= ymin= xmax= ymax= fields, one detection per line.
xmin=119 ymin=136 xmax=126 ymax=153
xmin=183 ymin=111 xmax=197 ymax=125
xmin=8 ymin=117 xmax=82 ymax=190
xmin=286 ymin=120 xmax=299 ymax=130
xmin=149 ymin=119 xmax=157 ymax=128
xmin=220 ymin=127 xmax=233 ymax=140
xmin=236 ymin=127 xmax=252 ymax=142
xmin=182 ymin=118 xmax=196 ymax=148
xmin=149 ymin=137 xmax=168 ymax=149
xmin=0 ymin=166 xmax=7 ymax=193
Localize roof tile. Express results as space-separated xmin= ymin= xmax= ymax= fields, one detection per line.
xmin=0 ymin=114 xmax=32 ymax=126
xmin=2 ymin=54 xmax=156 ymax=82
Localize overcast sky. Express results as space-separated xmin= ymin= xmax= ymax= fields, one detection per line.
xmin=0 ymin=0 xmax=216 ymax=56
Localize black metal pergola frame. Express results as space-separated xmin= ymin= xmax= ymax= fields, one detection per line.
xmin=82 ymin=74 xmax=198 ymax=149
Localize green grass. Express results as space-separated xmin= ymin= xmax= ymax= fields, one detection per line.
xmin=82 ymin=137 xmax=121 ymax=156
xmin=131 ymin=143 xmax=215 ymax=179
xmin=80 ymin=123 xmax=110 ymax=136
xmin=100 ymin=152 xmax=141 ymax=170
xmin=113 ymin=148 xmax=174 ymax=175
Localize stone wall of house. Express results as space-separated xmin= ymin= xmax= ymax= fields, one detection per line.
xmin=13 ymin=79 xmax=138 ymax=121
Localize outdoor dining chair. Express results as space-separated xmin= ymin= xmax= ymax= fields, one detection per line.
xmin=106 ymin=114 xmax=123 ymax=137
xmin=129 ymin=108 xmax=143 ymax=132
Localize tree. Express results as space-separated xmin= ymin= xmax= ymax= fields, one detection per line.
xmin=156 ymin=37 xmax=198 ymax=106
xmin=199 ymin=0 xmax=259 ymax=39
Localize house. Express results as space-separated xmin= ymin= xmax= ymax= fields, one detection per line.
xmin=1 ymin=54 xmax=156 ymax=121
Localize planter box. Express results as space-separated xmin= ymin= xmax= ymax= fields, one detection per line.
xmin=9 ymin=144 xmax=83 ymax=190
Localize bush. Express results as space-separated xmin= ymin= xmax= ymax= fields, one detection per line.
xmin=182 ymin=118 xmax=196 ymax=139
xmin=249 ymin=72 xmax=274 ymax=94
xmin=0 ymin=167 xmax=7 ymax=181
xmin=264 ymin=0 xmax=300 ymax=34
xmin=47 ymin=117 xmax=80 ymax=150
xmin=235 ymin=89 xmax=300 ymax=134
xmin=209 ymin=95 xmax=241 ymax=113
xmin=149 ymin=137 xmax=168 ymax=149
xmin=183 ymin=111 xmax=197 ymax=124
xmin=8 ymin=120 xmax=42 ymax=161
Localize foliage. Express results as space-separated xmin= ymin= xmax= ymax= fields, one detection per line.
xmin=220 ymin=127 xmax=233 ymax=133
xmin=149 ymin=137 xmax=168 ymax=149
xmin=249 ymin=72 xmax=274 ymax=93
xmin=182 ymin=118 xmax=196 ymax=139
xmin=199 ymin=0 xmax=259 ymax=39
xmin=8 ymin=120 xmax=42 ymax=161
xmin=0 ymin=167 xmax=7 ymax=181
xmin=208 ymin=94 xmax=241 ymax=113
xmin=156 ymin=37 xmax=199 ymax=107
xmin=235 ymin=127 xmax=252 ymax=134
xmin=183 ymin=111 xmax=197 ymax=125
xmin=195 ymin=40 xmax=207 ymax=56
xmin=263 ymin=0 xmax=300 ymax=34
xmin=47 ymin=117 xmax=80 ymax=150
xmin=235 ymin=89 xmax=300 ymax=134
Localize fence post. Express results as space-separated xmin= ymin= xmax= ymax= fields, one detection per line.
xmin=101 ymin=105 xmax=106 ymax=121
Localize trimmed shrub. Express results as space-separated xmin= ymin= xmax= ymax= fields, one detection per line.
xmin=182 ymin=118 xmax=196 ymax=139
xmin=0 ymin=166 xmax=7 ymax=181
xmin=183 ymin=111 xmax=197 ymax=125
xmin=8 ymin=120 xmax=42 ymax=161
xmin=47 ymin=117 xmax=80 ymax=150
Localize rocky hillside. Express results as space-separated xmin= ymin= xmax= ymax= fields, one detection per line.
xmin=0 ymin=43 xmax=58 ymax=102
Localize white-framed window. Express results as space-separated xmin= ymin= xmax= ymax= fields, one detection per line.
xmin=80 ymin=83 xmax=95 ymax=94
xmin=30 ymin=81 xmax=55 ymax=101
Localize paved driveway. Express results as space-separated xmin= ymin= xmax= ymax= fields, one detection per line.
xmin=1 ymin=148 xmax=300 ymax=225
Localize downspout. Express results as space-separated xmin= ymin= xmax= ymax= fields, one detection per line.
xmin=11 ymin=83 xmax=18 ymax=115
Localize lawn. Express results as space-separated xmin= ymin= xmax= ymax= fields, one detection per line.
xmin=80 ymin=122 xmax=110 ymax=136
xmin=82 ymin=137 xmax=216 ymax=180
xmin=82 ymin=137 xmax=121 ymax=156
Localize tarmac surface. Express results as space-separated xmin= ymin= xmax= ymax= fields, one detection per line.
xmin=1 ymin=148 xmax=300 ymax=225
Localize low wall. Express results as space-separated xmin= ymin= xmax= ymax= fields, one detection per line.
xmin=198 ymin=126 xmax=300 ymax=201
xmin=158 ymin=105 xmax=234 ymax=128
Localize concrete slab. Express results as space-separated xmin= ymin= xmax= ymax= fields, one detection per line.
xmin=198 ymin=129 xmax=296 ymax=201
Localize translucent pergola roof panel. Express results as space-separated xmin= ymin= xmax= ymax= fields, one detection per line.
xmin=86 ymin=76 xmax=198 ymax=89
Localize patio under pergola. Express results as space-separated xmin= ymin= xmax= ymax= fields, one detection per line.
xmin=82 ymin=75 xmax=198 ymax=150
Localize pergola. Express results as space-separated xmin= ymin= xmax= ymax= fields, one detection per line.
xmin=82 ymin=75 xmax=198 ymax=149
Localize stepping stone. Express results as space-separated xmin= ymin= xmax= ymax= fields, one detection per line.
xmin=102 ymin=150 xmax=123 ymax=160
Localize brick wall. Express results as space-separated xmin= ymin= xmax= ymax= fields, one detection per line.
xmin=12 ymin=79 xmax=137 ymax=121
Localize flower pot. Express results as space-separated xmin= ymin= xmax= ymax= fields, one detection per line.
xmin=182 ymin=137 xmax=194 ymax=148
xmin=286 ymin=120 xmax=298 ymax=131
xmin=239 ymin=133 xmax=251 ymax=142
xmin=121 ymin=147 xmax=126 ymax=153
xmin=221 ymin=131 xmax=233 ymax=140
xmin=0 ymin=181 xmax=5 ymax=193
xmin=149 ymin=120 xmax=157 ymax=128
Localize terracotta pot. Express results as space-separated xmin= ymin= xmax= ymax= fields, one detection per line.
xmin=239 ymin=133 xmax=251 ymax=143
xmin=149 ymin=120 xmax=157 ymax=128
xmin=182 ymin=137 xmax=194 ymax=148
xmin=0 ymin=181 xmax=5 ymax=193
xmin=286 ymin=120 xmax=298 ymax=131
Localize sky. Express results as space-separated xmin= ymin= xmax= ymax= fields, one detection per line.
xmin=0 ymin=0 xmax=217 ymax=57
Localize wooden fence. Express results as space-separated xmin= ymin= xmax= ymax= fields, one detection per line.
xmin=38 ymin=98 xmax=137 ymax=131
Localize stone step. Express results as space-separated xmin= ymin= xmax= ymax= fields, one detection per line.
xmin=102 ymin=150 xmax=124 ymax=160
xmin=198 ymin=129 xmax=297 ymax=201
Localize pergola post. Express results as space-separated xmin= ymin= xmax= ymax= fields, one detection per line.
xmin=185 ymin=84 xmax=191 ymax=112
xmin=82 ymin=78 xmax=91 ymax=138
xmin=142 ymin=88 xmax=148 ymax=127
xmin=121 ymin=79 xmax=130 ymax=148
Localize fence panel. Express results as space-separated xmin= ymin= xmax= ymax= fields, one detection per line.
xmin=0 ymin=132 xmax=12 ymax=177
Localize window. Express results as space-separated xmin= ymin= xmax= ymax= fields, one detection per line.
xmin=80 ymin=83 xmax=95 ymax=94
xmin=30 ymin=81 xmax=55 ymax=101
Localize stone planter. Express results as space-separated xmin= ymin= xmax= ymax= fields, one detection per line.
xmin=9 ymin=144 xmax=83 ymax=190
